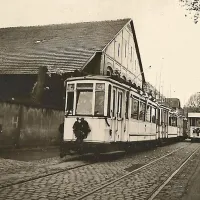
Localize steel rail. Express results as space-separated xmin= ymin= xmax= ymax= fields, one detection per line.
xmin=0 ymin=143 xmax=191 ymax=194
xmin=147 ymin=145 xmax=200 ymax=200
xmin=0 ymin=156 xmax=95 ymax=189
xmin=76 ymin=144 xmax=192 ymax=200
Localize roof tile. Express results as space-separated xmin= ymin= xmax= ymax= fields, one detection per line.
xmin=0 ymin=19 xmax=130 ymax=74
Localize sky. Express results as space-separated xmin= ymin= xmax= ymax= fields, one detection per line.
xmin=0 ymin=0 xmax=199 ymax=106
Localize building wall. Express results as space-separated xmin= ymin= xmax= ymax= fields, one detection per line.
xmin=0 ymin=102 xmax=64 ymax=147
xmin=84 ymin=52 xmax=102 ymax=75
xmin=0 ymin=103 xmax=19 ymax=146
xmin=103 ymin=22 xmax=143 ymax=88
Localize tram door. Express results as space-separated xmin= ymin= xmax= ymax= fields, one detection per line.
xmin=162 ymin=110 xmax=168 ymax=138
xmin=164 ymin=110 xmax=168 ymax=137
xmin=112 ymin=87 xmax=124 ymax=142
xmin=161 ymin=109 xmax=165 ymax=138
xmin=156 ymin=109 xmax=161 ymax=139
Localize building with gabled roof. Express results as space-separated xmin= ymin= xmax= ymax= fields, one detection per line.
xmin=0 ymin=18 xmax=145 ymax=108
xmin=165 ymin=98 xmax=181 ymax=109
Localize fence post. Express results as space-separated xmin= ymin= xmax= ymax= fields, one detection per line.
xmin=14 ymin=105 xmax=23 ymax=148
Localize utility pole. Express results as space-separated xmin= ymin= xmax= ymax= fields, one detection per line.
xmin=159 ymin=58 xmax=164 ymax=103
xmin=161 ymin=80 xmax=165 ymax=103
xmin=154 ymin=72 xmax=158 ymax=99
xmin=14 ymin=105 xmax=23 ymax=148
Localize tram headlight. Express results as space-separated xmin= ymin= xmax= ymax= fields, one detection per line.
xmin=65 ymin=110 xmax=73 ymax=116
xmin=65 ymin=110 xmax=69 ymax=116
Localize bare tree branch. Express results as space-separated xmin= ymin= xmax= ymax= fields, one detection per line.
xmin=179 ymin=0 xmax=200 ymax=23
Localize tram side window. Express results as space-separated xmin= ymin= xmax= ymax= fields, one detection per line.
xmin=165 ymin=112 xmax=169 ymax=125
xmin=66 ymin=84 xmax=74 ymax=115
xmin=161 ymin=110 xmax=164 ymax=124
xmin=162 ymin=111 xmax=165 ymax=124
xmin=94 ymin=83 xmax=105 ymax=116
xmin=151 ymin=108 xmax=156 ymax=123
xmin=131 ymin=98 xmax=139 ymax=119
xmin=169 ymin=117 xmax=172 ymax=126
xmin=117 ymin=92 xmax=123 ymax=118
xmin=95 ymin=91 xmax=105 ymax=116
xmin=112 ymin=90 xmax=116 ymax=117
xmin=107 ymin=85 xmax=111 ymax=117
xmin=157 ymin=109 xmax=160 ymax=125
xmin=190 ymin=118 xmax=196 ymax=126
xmin=196 ymin=118 xmax=200 ymax=127
xmin=125 ymin=91 xmax=129 ymax=119
xmin=173 ymin=118 xmax=177 ymax=127
xmin=169 ymin=117 xmax=177 ymax=127
xmin=139 ymin=102 xmax=145 ymax=121
xmin=146 ymin=105 xmax=151 ymax=122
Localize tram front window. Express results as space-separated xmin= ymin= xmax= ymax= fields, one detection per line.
xmin=94 ymin=83 xmax=105 ymax=116
xmin=75 ymin=83 xmax=93 ymax=115
xmin=95 ymin=91 xmax=104 ymax=115
xmin=74 ymin=82 xmax=105 ymax=116
xmin=66 ymin=84 xmax=74 ymax=115
xmin=66 ymin=92 xmax=74 ymax=115
xmin=76 ymin=90 xmax=93 ymax=115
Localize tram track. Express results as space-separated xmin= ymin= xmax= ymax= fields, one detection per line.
xmin=0 ymin=155 xmax=96 ymax=189
xmin=1 ymin=151 xmax=132 ymax=189
xmin=0 ymin=143 xmax=193 ymax=197
xmin=75 ymin=144 xmax=199 ymax=200
xmin=147 ymin=145 xmax=200 ymax=200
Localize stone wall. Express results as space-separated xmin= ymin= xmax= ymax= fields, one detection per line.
xmin=0 ymin=102 xmax=64 ymax=147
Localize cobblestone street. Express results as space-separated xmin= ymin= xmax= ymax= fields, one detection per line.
xmin=0 ymin=142 xmax=200 ymax=199
xmin=0 ymin=153 xmax=90 ymax=188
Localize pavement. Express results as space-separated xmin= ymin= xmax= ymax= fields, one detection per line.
xmin=0 ymin=146 xmax=60 ymax=161
xmin=0 ymin=146 xmax=90 ymax=189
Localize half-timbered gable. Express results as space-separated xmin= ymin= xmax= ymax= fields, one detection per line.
xmin=103 ymin=20 xmax=144 ymax=88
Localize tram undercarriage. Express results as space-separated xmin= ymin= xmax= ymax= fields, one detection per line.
xmin=59 ymin=137 xmax=184 ymax=158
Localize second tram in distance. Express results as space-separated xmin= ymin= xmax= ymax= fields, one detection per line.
xmin=188 ymin=112 xmax=200 ymax=142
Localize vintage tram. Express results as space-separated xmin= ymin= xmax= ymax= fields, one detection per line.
xmin=188 ymin=112 xmax=200 ymax=142
xmin=60 ymin=75 xmax=185 ymax=157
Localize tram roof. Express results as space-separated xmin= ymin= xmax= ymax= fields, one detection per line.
xmin=65 ymin=75 xmax=138 ymax=90
xmin=65 ymin=75 xmax=158 ymax=106
xmin=188 ymin=113 xmax=200 ymax=118
xmin=66 ymin=76 xmax=184 ymax=112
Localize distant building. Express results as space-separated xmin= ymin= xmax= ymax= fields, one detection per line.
xmin=165 ymin=98 xmax=184 ymax=115
xmin=0 ymin=18 xmax=145 ymax=108
xmin=165 ymin=98 xmax=181 ymax=109
xmin=143 ymin=82 xmax=166 ymax=101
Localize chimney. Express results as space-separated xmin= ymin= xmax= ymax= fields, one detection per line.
xmin=32 ymin=66 xmax=47 ymax=104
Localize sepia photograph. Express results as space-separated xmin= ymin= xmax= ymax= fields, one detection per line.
xmin=0 ymin=0 xmax=200 ymax=199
